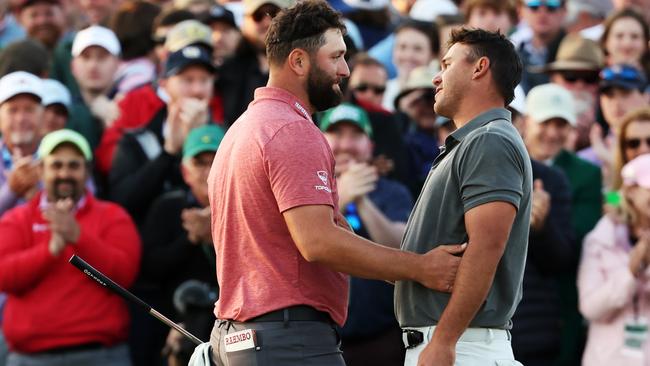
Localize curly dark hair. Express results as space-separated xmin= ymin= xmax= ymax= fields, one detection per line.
xmin=448 ymin=27 xmax=522 ymax=105
xmin=265 ymin=0 xmax=346 ymax=66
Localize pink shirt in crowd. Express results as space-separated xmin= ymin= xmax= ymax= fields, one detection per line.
xmin=207 ymin=87 xmax=349 ymax=326
xmin=578 ymin=216 xmax=650 ymax=366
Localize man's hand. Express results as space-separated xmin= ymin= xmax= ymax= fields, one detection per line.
xmin=530 ymin=179 xmax=550 ymax=231
xmin=337 ymin=162 xmax=378 ymax=207
xmin=43 ymin=199 xmax=80 ymax=244
xmin=178 ymin=98 xmax=209 ymax=129
xmin=7 ymin=156 xmax=39 ymax=197
xmin=164 ymin=98 xmax=209 ymax=155
xmin=417 ymin=337 xmax=455 ymax=366
xmin=182 ymin=207 xmax=212 ymax=244
xmin=415 ymin=244 xmax=466 ymax=292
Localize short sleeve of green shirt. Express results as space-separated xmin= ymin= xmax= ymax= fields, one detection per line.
xmin=456 ymin=130 xmax=525 ymax=213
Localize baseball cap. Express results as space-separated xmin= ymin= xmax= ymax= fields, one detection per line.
xmin=41 ymin=79 xmax=71 ymax=112
xmin=599 ymin=64 xmax=647 ymax=92
xmin=164 ymin=45 xmax=216 ymax=78
xmin=622 ymin=154 xmax=650 ymax=189
xmin=38 ymin=129 xmax=92 ymax=161
xmin=0 ymin=71 xmax=43 ymax=105
xmin=320 ymin=103 xmax=373 ymax=137
xmin=525 ymin=83 xmax=576 ymax=126
xmin=509 ymin=85 xmax=527 ymax=116
xmin=183 ymin=125 xmax=225 ymax=160
xmin=72 ymin=26 xmax=121 ymax=57
xmin=536 ymin=34 xmax=603 ymax=73
xmin=164 ymin=20 xmax=212 ymax=53
xmin=199 ymin=4 xmax=237 ymax=28
xmin=243 ymin=0 xmax=294 ymax=15
xmin=174 ymin=0 xmax=212 ymax=9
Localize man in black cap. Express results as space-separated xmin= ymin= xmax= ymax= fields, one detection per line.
xmin=109 ymin=45 xmax=217 ymax=227
xmin=199 ymin=4 xmax=241 ymax=66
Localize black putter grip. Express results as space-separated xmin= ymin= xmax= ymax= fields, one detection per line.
xmin=69 ymin=255 xmax=151 ymax=311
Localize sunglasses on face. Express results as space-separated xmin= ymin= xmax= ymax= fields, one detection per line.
xmin=353 ymin=83 xmax=386 ymax=95
xmin=624 ymin=137 xmax=650 ymax=149
xmin=559 ymin=71 xmax=600 ymax=84
xmin=251 ymin=6 xmax=280 ymax=23
xmin=526 ymin=0 xmax=562 ymax=11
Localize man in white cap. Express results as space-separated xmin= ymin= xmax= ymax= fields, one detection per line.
xmin=0 ymin=71 xmax=44 ymax=217
xmin=68 ymin=25 xmax=121 ymax=151
xmin=522 ymin=83 xmax=602 ymax=366
xmin=40 ymin=79 xmax=72 ymax=137
xmin=0 ymin=129 xmax=140 ymax=366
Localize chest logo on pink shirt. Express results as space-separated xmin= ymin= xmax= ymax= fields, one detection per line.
xmin=315 ymin=171 xmax=332 ymax=193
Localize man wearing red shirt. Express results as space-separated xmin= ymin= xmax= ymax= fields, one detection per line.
xmin=0 ymin=129 xmax=141 ymax=366
xmin=207 ymin=1 xmax=464 ymax=365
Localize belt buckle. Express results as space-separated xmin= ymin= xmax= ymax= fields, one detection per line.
xmin=402 ymin=329 xmax=424 ymax=349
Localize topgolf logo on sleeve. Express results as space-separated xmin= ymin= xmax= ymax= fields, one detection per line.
xmin=314 ymin=171 xmax=331 ymax=193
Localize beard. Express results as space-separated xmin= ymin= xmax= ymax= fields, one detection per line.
xmin=30 ymin=24 xmax=62 ymax=49
xmin=52 ymin=178 xmax=81 ymax=201
xmin=10 ymin=131 xmax=35 ymax=146
xmin=307 ymin=62 xmax=343 ymax=112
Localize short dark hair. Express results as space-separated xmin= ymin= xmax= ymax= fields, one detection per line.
xmin=265 ymin=0 xmax=346 ymax=66
xmin=153 ymin=8 xmax=196 ymax=30
xmin=448 ymin=27 xmax=522 ymax=105
xmin=395 ymin=19 xmax=440 ymax=57
xmin=110 ymin=0 xmax=162 ymax=60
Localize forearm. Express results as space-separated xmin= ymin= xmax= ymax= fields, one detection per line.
xmin=432 ymin=241 xmax=503 ymax=344
xmin=306 ymin=225 xmax=419 ymax=282
xmin=357 ymin=196 xmax=406 ymax=248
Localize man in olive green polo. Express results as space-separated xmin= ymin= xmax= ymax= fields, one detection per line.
xmin=396 ymin=28 xmax=532 ymax=366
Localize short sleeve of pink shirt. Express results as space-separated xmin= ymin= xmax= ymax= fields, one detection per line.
xmin=264 ymin=121 xmax=339 ymax=213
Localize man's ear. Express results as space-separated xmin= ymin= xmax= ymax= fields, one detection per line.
xmin=472 ymin=56 xmax=490 ymax=80
xmin=287 ymin=49 xmax=310 ymax=77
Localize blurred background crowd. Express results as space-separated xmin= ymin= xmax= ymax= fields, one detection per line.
xmin=0 ymin=0 xmax=648 ymax=365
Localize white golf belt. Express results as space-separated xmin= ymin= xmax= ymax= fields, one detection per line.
xmin=402 ymin=325 xmax=511 ymax=348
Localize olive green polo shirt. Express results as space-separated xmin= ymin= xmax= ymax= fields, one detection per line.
xmin=395 ymin=108 xmax=532 ymax=329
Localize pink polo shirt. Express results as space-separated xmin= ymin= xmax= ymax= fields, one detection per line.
xmin=208 ymin=87 xmax=348 ymax=326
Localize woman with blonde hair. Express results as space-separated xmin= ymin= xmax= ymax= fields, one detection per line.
xmin=611 ymin=107 xmax=650 ymax=190
xmin=578 ymin=153 xmax=650 ymax=366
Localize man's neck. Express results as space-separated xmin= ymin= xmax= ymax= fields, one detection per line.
xmin=80 ymin=88 xmax=107 ymax=105
xmin=451 ymin=96 xmax=505 ymax=129
xmin=267 ymin=73 xmax=314 ymax=115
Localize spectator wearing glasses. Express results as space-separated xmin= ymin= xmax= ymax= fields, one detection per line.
xmin=523 ymin=83 xmax=603 ymax=366
xmin=320 ymin=103 xmax=412 ymax=366
xmin=578 ymin=153 xmax=650 ymax=366
xmin=348 ymin=53 xmax=387 ymax=108
xmin=516 ymin=0 xmax=568 ymax=93
xmin=580 ymin=64 xmax=648 ymax=186
xmin=601 ymin=8 xmax=650 ymax=81
xmin=217 ymin=0 xmax=294 ymax=126
xmin=540 ymin=34 xmax=604 ymax=151
xmin=345 ymin=53 xmax=414 ymax=194
xmin=612 ymin=107 xmax=650 ymax=190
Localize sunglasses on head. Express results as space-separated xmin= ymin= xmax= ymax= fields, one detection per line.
xmin=624 ymin=137 xmax=650 ymax=149
xmin=251 ymin=6 xmax=280 ymax=22
xmin=353 ymin=83 xmax=386 ymax=94
xmin=559 ymin=71 xmax=600 ymax=84
xmin=526 ymin=0 xmax=562 ymax=11
xmin=601 ymin=67 xmax=643 ymax=82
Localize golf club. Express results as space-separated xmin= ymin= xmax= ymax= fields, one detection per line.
xmin=69 ymin=254 xmax=204 ymax=345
